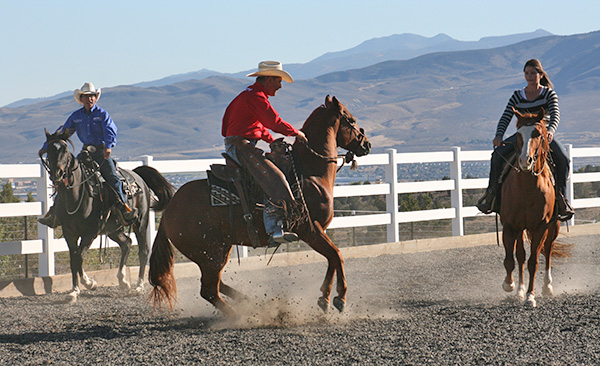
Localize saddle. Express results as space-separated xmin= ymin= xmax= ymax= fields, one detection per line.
xmin=208 ymin=139 xmax=303 ymax=248
xmin=76 ymin=152 xmax=142 ymax=209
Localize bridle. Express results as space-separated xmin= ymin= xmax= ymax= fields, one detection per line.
xmin=300 ymin=110 xmax=370 ymax=172
xmin=41 ymin=138 xmax=94 ymax=215
xmin=501 ymin=122 xmax=548 ymax=177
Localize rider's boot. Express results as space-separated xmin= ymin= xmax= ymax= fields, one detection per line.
xmin=38 ymin=205 xmax=60 ymax=228
xmin=264 ymin=201 xmax=298 ymax=247
xmin=556 ymin=192 xmax=574 ymax=222
xmin=117 ymin=202 xmax=138 ymax=225
xmin=476 ymin=183 xmax=499 ymax=214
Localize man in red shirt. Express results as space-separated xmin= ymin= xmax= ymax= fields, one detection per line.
xmin=222 ymin=61 xmax=307 ymax=246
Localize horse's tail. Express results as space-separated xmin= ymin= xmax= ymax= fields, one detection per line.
xmin=133 ymin=166 xmax=175 ymax=212
xmin=148 ymin=220 xmax=177 ymax=310
xmin=552 ymin=240 xmax=572 ymax=259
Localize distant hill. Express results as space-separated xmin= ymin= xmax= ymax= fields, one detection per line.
xmin=1 ymin=30 xmax=599 ymax=164
xmin=3 ymin=30 xmax=552 ymax=108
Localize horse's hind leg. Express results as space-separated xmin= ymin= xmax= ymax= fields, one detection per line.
xmin=219 ymin=282 xmax=248 ymax=302
xmin=108 ymin=231 xmax=133 ymax=291
xmin=542 ymin=223 xmax=560 ymax=297
xmin=200 ymin=269 xmax=236 ymax=317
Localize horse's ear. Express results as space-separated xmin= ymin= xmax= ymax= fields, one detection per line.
xmin=332 ymin=96 xmax=341 ymax=110
xmin=325 ymin=95 xmax=333 ymax=108
xmin=538 ymin=108 xmax=545 ymax=120
xmin=44 ymin=128 xmax=51 ymax=139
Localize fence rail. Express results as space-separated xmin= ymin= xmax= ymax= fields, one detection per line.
xmin=1 ymin=144 xmax=598 ymax=277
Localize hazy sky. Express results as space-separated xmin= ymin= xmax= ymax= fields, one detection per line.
xmin=1 ymin=0 xmax=599 ymax=107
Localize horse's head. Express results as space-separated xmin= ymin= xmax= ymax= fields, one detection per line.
xmin=323 ymin=95 xmax=371 ymax=157
xmin=44 ymin=128 xmax=75 ymax=184
xmin=513 ymin=108 xmax=549 ymax=173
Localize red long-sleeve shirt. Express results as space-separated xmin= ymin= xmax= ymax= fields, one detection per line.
xmin=222 ymin=82 xmax=299 ymax=143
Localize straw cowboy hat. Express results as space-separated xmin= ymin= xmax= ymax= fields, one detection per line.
xmin=73 ymin=82 xmax=101 ymax=105
xmin=246 ymin=61 xmax=293 ymax=83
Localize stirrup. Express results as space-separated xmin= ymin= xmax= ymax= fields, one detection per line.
xmin=38 ymin=213 xmax=60 ymax=228
xmin=556 ymin=196 xmax=574 ymax=222
xmin=476 ymin=191 xmax=494 ymax=214
xmin=117 ymin=203 xmax=138 ymax=225
xmin=268 ymin=229 xmax=298 ymax=247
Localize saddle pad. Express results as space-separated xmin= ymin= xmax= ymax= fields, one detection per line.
xmin=207 ymin=170 xmax=240 ymax=207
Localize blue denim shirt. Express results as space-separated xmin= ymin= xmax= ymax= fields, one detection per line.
xmin=42 ymin=104 xmax=117 ymax=150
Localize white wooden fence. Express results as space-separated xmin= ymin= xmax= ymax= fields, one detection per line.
xmin=1 ymin=145 xmax=599 ymax=277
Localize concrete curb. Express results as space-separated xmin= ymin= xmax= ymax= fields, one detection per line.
xmin=1 ymin=222 xmax=597 ymax=298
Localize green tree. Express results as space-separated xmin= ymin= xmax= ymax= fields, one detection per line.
xmin=0 ymin=181 xmax=20 ymax=203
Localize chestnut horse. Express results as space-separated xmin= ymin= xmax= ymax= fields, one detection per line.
xmin=500 ymin=108 xmax=562 ymax=307
xmin=149 ymin=96 xmax=371 ymax=316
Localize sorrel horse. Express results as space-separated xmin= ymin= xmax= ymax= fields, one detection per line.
xmin=43 ymin=130 xmax=174 ymax=303
xmin=500 ymin=108 xmax=563 ymax=307
xmin=149 ymin=95 xmax=371 ymax=316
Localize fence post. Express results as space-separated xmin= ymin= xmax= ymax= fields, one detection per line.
xmin=37 ymin=164 xmax=55 ymax=277
xmin=141 ymin=155 xmax=156 ymax=260
xmin=566 ymin=144 xmax=575 ymax=226
xmin=385 ymin=148 xmax=399 ymax=243
xmin=450 ymin=146 xmax=464 ymax=236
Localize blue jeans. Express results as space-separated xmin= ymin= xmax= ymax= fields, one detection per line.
xmin=89 ymin=149 xmax=127 ymax=203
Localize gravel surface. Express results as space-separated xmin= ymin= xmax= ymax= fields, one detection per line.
xmin=2 ymin=233 xmax=600 ymax=365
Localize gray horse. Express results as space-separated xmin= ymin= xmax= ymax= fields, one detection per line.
xmin=43 ymin=129 xmax=174 ymax=303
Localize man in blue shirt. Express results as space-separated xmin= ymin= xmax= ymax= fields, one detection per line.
xmin=38 ymin=82 xmax=137 ymax=227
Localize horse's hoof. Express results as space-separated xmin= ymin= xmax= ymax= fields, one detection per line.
xmin=333 ymin=297 xmax=345 ymax=313
xmin=317 ymin=297 xmax=329 ymax=313
xmin=66 ymin=290 xmax=79 ymax=304
xmin=525 ymin=293 xmax=537 ymax=308
xmin=133 ymin=282 xmax=144 ymax=294
xmin=502 ymin=281 xmax=515 ymax=292
xmin=542 ymin=285 xmax=554 ymax=297
xmin=83 ymin=279 xmax=97 ymax=291
xmin=119 ymin=281 xmax=131 ymax=291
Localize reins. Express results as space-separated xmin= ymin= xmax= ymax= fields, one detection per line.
xmin=298 ymin=139 xmax=358 ymax=172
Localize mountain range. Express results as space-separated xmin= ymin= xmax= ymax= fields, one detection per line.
xmin=1 ymin=29 xmax=600 ymax=164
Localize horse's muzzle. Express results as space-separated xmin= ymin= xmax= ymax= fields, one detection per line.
xmin=356 ymin=138 xmax=372 ymax=157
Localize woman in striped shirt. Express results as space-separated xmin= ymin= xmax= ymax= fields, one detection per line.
xmin=476 ymin=59 xmax=574 ymax=221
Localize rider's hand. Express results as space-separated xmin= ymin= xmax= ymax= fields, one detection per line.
xmin=103 ymin=147 xmax=111 ymax=160
xmin=492 ymin=136 xmax=503 ymax=148
xmin=38 ymin=149 xmax=46 ymax=158
xmin=295 ymin=131 xmax=307 ymax=143
xmin=547 ymin=132 xmax=554 ymax=143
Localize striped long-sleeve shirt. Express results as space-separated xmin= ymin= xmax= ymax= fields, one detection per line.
xmin=495 ymin=87 xmax=560 ymax=138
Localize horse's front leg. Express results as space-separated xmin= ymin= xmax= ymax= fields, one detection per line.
xmin=525 ymin=230 xmax=546 ymax=307
xmin=515 ymin=232 xmax=527 ymax=300
xmin=304 ymin=221 xmax=347 ymax=313
xmin=501 ymin=226 xmax=518 ymax=293
xmin=78 ymin=235 xmax=98 ymax=291
xmin=133 ymin=228 xmax=149 ymax=293
xmin=108 ymin=231 xmax=133 ymax=291
xmin=65 ymin=235 xmax=82 ymax=303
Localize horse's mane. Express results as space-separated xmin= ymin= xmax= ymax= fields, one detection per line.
xmin=301 ymin=104 xmax=328 ymax=131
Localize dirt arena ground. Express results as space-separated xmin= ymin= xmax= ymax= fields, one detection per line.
xmin=1 ymin=229 xmax=600 ymax=365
